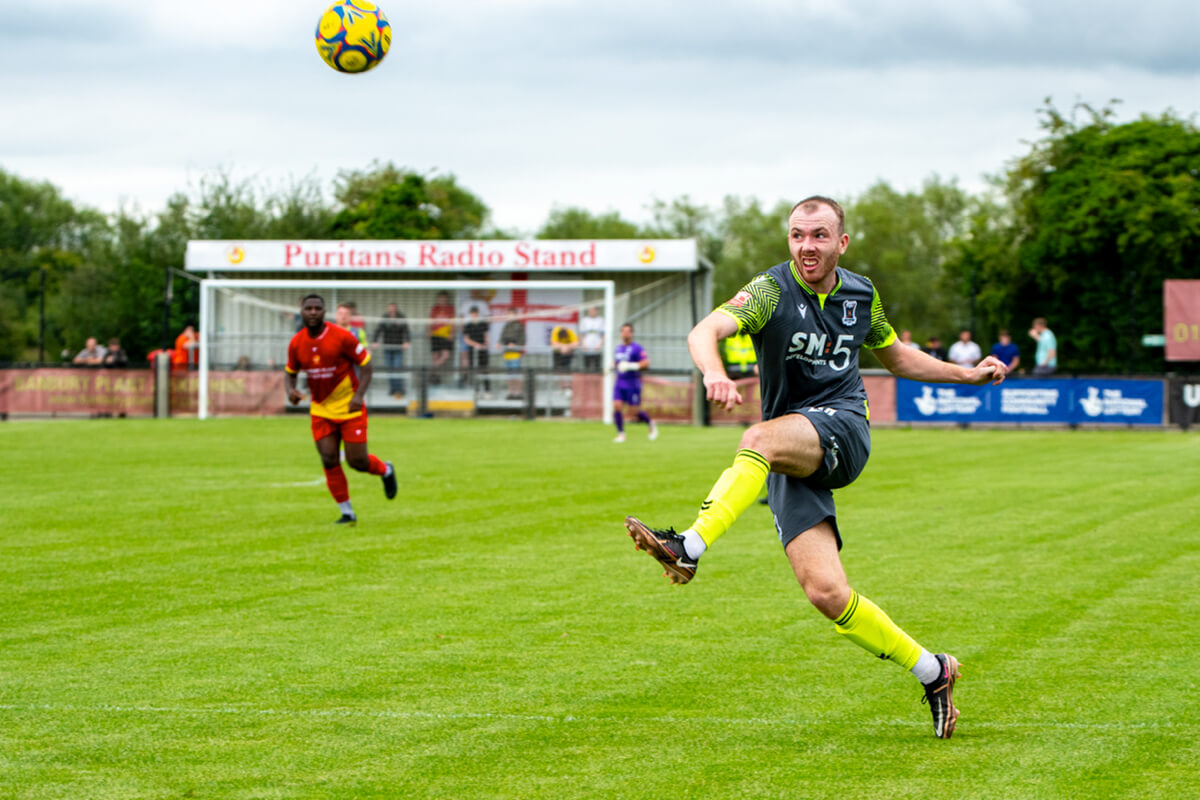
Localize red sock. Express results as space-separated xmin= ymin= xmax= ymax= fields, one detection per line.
xmin=324 ymin=465 xmax=349 ymax=502
xmin=366 ymin=454 xmax=388 ymax=476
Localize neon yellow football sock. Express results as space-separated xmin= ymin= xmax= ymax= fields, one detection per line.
xmin=833 ymin=590 xmax=923 ymax=671
xmin=689 ymin=448 xmax=770 ymax=546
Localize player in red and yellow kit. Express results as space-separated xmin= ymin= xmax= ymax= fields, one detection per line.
xmin=285 ymin=294 xmax=397 ymax=524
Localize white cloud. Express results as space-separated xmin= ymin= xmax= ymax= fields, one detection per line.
xmin=0 ymin=1 xmax=1197 ymax=232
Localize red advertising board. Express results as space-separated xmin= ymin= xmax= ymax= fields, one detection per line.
xmin=0 ymin=369 xmax=156 ymax=416
xmin=1165 ymin=280 xmax=1200 ymax=361
xmin=0 ymin=368 xmax=287 ymax=417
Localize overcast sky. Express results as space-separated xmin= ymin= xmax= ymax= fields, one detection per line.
xmin=2 ymin=0 xmax=1197 ymax=233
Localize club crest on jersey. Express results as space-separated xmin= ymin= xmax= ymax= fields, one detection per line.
xmin=728 ymin=290 xmax=751 ymax=308
xmin=842 ymin=300 xmax=857 ymax=326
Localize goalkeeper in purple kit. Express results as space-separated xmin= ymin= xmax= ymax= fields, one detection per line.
xmin=612 ymin=323 xmax=658 ymax=443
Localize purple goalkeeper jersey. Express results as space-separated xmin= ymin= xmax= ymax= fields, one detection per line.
xmin=615 ymin=341 xmax=646 ymax=388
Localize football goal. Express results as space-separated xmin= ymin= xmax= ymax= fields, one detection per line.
xmin=197 ymin=277 xmax=618 ymax=422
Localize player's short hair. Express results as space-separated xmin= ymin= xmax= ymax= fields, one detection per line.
xmin=301 ymin=293 xmax=325 ymax=307
xmin=790 ymin=195 xmax=845 ymax=234
xmin=337 ymin=300 xmax=356 ymax=311
xmin=621 ymin=322 xmax=634 ymax=331
xmin=1033 ymin=317 xmax=1047 ymax=327
xmin=998 ymin=329 xmax=1010 ymax=337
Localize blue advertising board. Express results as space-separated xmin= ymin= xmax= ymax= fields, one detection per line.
xmin=896 ymin=378 xmax=1164 ymax=425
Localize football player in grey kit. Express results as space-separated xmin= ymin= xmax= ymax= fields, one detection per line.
xmin=625 ymin=196 xmax=1008 ymax=739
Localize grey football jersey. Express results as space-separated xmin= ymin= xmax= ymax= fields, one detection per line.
xmin=717 ymin=261 xmax=896 ymax=420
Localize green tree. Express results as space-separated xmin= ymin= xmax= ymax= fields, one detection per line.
xmin=643 ymin=196 xmax=722 ymax=266
xmin=0 ymin=168 xmax=107 ymax=361
xmin=842 ymin=178 xmax=971 ymax=346
xmin=949 ymin=102 xmax=1200 ymax=373
xmin=262 ymin=175 xmax=337 ymax=239
xmin=711 ymin=196 xmax=791 ymax=303
xmin=536 ymin=207 xmax=641 ymax=239
xmin=331 ymin=162 xmax=490 ymax=240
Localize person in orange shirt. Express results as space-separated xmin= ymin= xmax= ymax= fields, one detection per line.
xmin=285 ymin=294 xmax=397 ymax=525
xmin=172 ymin=323 xmax=199 ymax=369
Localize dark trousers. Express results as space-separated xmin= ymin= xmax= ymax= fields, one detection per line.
xmin=384 ymin=348 xmax=405 ymax=394
xmin=469 ymin=349 xmax=490 ymax=390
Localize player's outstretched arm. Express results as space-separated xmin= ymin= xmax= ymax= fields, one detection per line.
xmin=688 ymin=311 xmax=743 ymax=411
xmin=874 ymin=341 xmax=1007 ymax=386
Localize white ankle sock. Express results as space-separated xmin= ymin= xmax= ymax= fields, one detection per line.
xmin=911 ymin=650 xmax=941 ymax=684
xmin=680 ymin=528 xmax=707 ymax=560
xmin=338 ymin=501 xmax=355 ymax=516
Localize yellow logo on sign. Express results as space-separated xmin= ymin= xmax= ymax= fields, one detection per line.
xmin=227 ymin=245 xmax=245 ymax=264
xmin=638 ymin=245 xmax=656 ymax=264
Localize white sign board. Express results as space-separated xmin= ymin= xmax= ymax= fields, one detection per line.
xmin=186 ymin=239 xmax=698 ymax=273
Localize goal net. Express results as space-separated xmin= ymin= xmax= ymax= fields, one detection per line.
xmin=196 ymin=278 xmax=618 ymax=421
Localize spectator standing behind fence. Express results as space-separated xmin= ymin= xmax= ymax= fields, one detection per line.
xmin=550 ymin=324 xmax=579 ymax=372
xmin=923 ymin=336 xmax=947 ymax=362
xmin=500 ymin=310 xmax=526 ymax=400
xmin=990 ymin=330 xmax=1021 ymax=372
xmin=172 ymin=324 xmax=199 ymax=369
xmin=580 ymin=305 xmax=606 ymax=372
xmin=103 ymin=338 xmax=128 ymax=367
xmin=458 ymin=295 xmax=485 ymax=384
xmin=723 ymin=331 xmax=758 ymax=379
xmin=898 ymin=330 xmax=921 ymax=349
xmin=948 ymin=330 xmax=981 ymax=368
xmin=335 ymin=302 xmax=369 ymax=348
xmin=428 ymin=291 xmax=455 ymax=385
xmin=372 ymin=303 xmax=411 ymax=399
xmin=74 ymin=336 xmax=107 ymax=365
xmin=1029 ymin=317 xmax=1058 ymax=376
xmin=462 ymin=306 xmax=490 ymax=392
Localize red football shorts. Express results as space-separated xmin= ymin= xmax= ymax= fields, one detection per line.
xmin=310 ymin=410 xmax=368 ymax=443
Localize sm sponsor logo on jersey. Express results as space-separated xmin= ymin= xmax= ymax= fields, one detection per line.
xmin=786 ymin=331 xmax=854 ymax=370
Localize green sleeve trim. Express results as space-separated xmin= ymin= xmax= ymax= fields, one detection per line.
xmin=716 ymin=274 xmax=780 ymax=335
xmin=863 ymin=283 xmax=897 ymax=350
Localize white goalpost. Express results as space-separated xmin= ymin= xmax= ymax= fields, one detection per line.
xmin=197 ymin=277 xmax=618 ymax=422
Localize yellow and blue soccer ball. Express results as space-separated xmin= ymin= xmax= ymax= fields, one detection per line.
xmin=315 ymin=1 xmax=391 ymax=74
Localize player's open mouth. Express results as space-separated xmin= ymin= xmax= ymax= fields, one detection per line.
xmin=800 ymin=257 xmax=820 ymax=268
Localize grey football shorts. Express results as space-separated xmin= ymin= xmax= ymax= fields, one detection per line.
xmin=766 ymin=405 xmax=871 ymax=552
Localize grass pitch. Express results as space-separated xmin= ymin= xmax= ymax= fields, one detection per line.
xmin=2 ymin=416 xmax=1199 ymax=799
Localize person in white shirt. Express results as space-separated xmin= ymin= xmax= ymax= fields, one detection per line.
xmin=947 ymin=330 xmax=982 ymax=368
xmin=73 ymin=337 xmax=107 ymax=365
xmin=580 ymin=305 xmax=606 ymax=373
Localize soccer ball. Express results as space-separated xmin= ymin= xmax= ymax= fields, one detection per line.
xmin=315 ymin=1 xmax=391 ymax=74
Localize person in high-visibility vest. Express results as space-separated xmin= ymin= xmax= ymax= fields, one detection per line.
xmin=723 ymin=332 xmax=758 ymax=379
